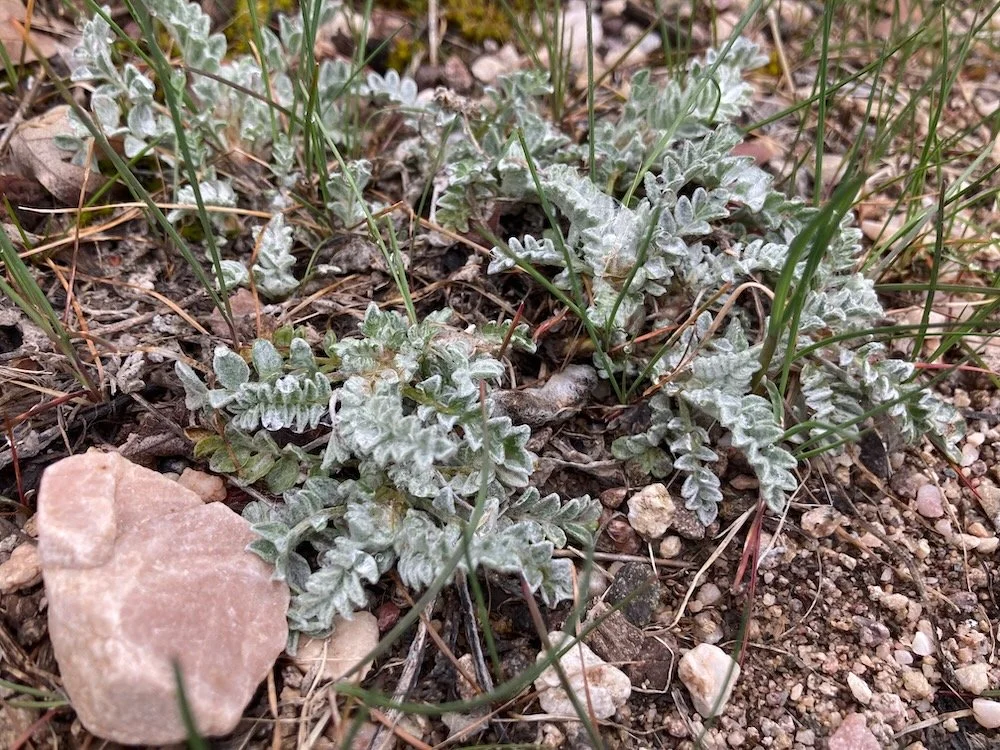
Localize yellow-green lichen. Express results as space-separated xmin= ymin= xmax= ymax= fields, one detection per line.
xmin=389 ymin=0 xmax=533 ymax=45
xmin=226 ymin=0 xmax=298 ymax=53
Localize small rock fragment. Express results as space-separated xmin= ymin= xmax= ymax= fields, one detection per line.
xmin=847 ymin=673 xmax=873 ymax=705
xmin=0 ymin=543 xmax=42 ymax=593
xmin=678 ymin=643 xmax=740 ymax=718
xmin=973 ymin=698 xmax=1000 ymax=729
xmin=961 ymin=442 xmax=979 ymax=467
xmin=829 ymin=713 xmax=879 ymax=750
xmin=604 ymin=561 xmax=660 ymax=627
xmin=693 ymin=612 xmax=723 ymax=644
xmin=541 ymin=723 xmax=565 ymax=748
xmin=800 ymin=506 xmax=844 ymax=539
xmin=729 ymin=473 xmax=759 ymax=490
xmin=599 ymin=487 xmax=627 ymax=508
xmin=470 ymin=44 xmax=520 ymax=85
xmin=442 ymin=54 xmax=473 ymax=94
xmin=670 ymin=507 xmax=707 ymax=540
xmin=38 ymin=452 xmax=289 ymax=745
xmin=583 ymin=601 xmax=644 ymax=664
xmin=293 ymin=613 xmax=379 ymax=683
xmin=911 ymin=631 xmax=934 ymax=657
xmin=955 ymin=663 xmax=990 ymax=695
xmin=627 ymin=483 xmax=676 ymax=539
xmin=177 ymin=468 xmax=227 ymax=502
xmin=695 ymin=583 xmax=723 ymax=607
xmin=534 ymin=632 xmax=631 ymax=719
xmin=902 ymin=669 xmax=933 ymax=699
xmin=914 ymin=484 xmax=944 ymax=518
xmin=659 ymin=535 xmax=682 ymax=558
xmin=976 ymin=537 xmax=999 ymax=554
xmin=975 ymin=481 xmax=1000 ymax=528
xmin=952 ymin=533 xmax=982 ymax=552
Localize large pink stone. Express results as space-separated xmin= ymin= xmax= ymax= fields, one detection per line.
xmin=38 ymin=452 xmax=289 ymax=745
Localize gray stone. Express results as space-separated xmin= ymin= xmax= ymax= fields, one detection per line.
xmin=38 ymin=451 xmax=289 ymax=745
xmin=604 ymin=561 xmax=660 ymax=627
xmin=670 ymin=507 xmax=707 ymax=540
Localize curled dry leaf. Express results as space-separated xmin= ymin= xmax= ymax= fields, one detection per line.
xmin=0 ymin=0 xmax=71 ymax=64
xmin=730 ymin=135 xmax=781 ymax=166
xmin=8 ymin=105 xmax=103 ymax=205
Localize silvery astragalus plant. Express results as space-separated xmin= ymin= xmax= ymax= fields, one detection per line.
xmin=64 ymin=0 xmax=963 ymax=634
xmin=177 ymin=307 xmax=600 ymax=639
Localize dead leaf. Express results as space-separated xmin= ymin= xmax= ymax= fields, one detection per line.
xmin=8 ymin=105 xmax=103 ymax=205
xmin=731 ymin=135 xmax=782 ymax=167
xmin=0 ymin=0 xmax=71 ymax=64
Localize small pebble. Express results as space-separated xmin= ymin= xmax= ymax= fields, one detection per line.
xmin=693 ymin=612 xmax=724 ymax=644
xmin=902 ymin=669 xmax=933 ymax=699
xmin=696 ymin=583 xmax=723 ymax=607
xmin=962 ymin=443 xmax=980 ymax=467
xmin=294 ymin=613 xmax=380 ymax=684
xmin=828 ymin=713 xmax=879 ymax=750
xmin=968 ymin=521 xmax=990 ymax=538
xmin=973 ymin=698 xmax=1000 ymax=729
xmin=659 ymin=535 xmax=682 ymax=558
xmin=177 ymin=468 xmax=227 ymax=502
xmin=881 ymin=593 xmax=910 ymax=614
xmin=627 ymin=483 xmax=676 ymax=540
xmin=678 ymin=643 xmax=741 ymax=718
xmin=800 ymin=506 xmax=844 ymax=539
xmin=912 ymin=631 xmax=934 ymax=657
xmin=0 ymin=543 xmax=42 ymax=593
xmin=847 ymin=673 xmax=873 ymax=705
xmin=914 ymin=484 xmax=944 ymax=519
xmin=952 ymin=533 xmax=982 ymax=552
xmin=976 ymin=537 xmax=999 ymax=554
xmin=955 ymin=663 xmax=990 ymax=695
xmin=729 ymin=474 xmax=758 ymax=490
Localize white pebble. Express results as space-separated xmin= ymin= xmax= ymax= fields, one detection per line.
xmin=847 ymin=673 xmax=872 ymax=705
xmin=961 ymin=442 xmax=980 ymax=467
xmin=973 ymin=698 xmax=1000 ymax=729
xmin=976 ymin=537 xmax=999 ymax=554
xmin=678 ymin=644 xmax=741 ymax=718
xmin=911 ymin=631 xmax=934 ymax=657
xmin=955 ymin=663 xmax=990 ymax=695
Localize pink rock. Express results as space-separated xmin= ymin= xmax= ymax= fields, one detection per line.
xmin=915 ymin=484 xmax=944 ymax=519
xmin=38 ymin=452 xmax=289 ymax=745
xmin=829 ymin=713 xmax=879 ymax=750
